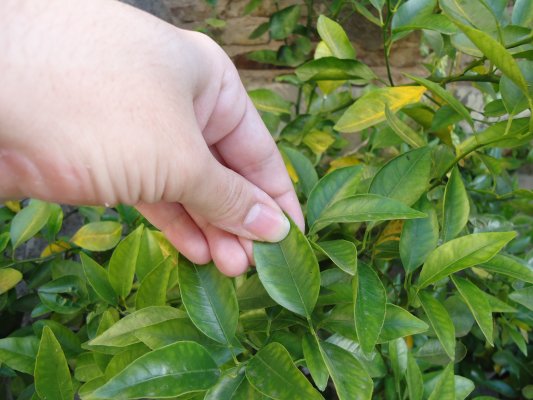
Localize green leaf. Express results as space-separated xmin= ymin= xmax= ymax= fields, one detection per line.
xmin=245 ymin=343 xmax=323 ymax=400
xmin=80 ymin=253 xmax=117 ymax=306
xmin=405 ymin=73 xmax=474 ymax=126
xmin=369 ymin=146 xmax=432 ymax=205
xmin=178 ymin=260 xmax=239 ymax=345
xmin=134 ymin=317 xmax=204 ymax=350
xmin=88 ymin=306 xmax=184 ymax=348
xmin=280 ymin=146 xmax=318 ymax=198
xmin=313 ymin=194 xmax=426 ymax=232
xmin=248 ymin=89 xmax=292 ymax=114
xmin=480 ymin=254 xmax=533 ymax=283
xmin=501 ymin=60 xmax=533 ymax=115
xmin=389 ymin=338 xmax=408 ymax=396
xmin=335 ymin=86 xmax=427 ymax=132
xmin=71 ymin=221 xmax=123 ymax=251
xmin=317 ymin=15 xmax=356 ymax=59
xmin=302 ymin=333 xmax=329 ymax=391
xmin=0 ymin=336 xmax=39 ymax=374
xmin=108 ymin=225 xmax=143 ymax=299
xmin=205 ymin=367 xmax=267 ymax=400
xmin=307 ymin=165 xmax=364 ymax=228
xmin=236 ymin=274 xmax=277 ymax=311
xmin=314 ymin=240 xmax=357 ymax=275
xmin=451 ymin=276 xmax=494 ymax=345
xmin=442 ymin=167 xmax=470 ymax=242
xmin=440 ymin=0 xmax=499 ymax=31
xmin=419 ymin=291 xmax=456 ymax=360
xmin=400 ymin=197 xmax=439 ymax=273
xmin=392 ymin=0 xmax=437 ymax=30
xmin=320 ymin=341 xmax=373 ymax=400
xmin=512 ymin=0 xmax=533 ymax=26
xmin=135 ymin=258 xmax=173 ymax=309
xmin=35 ymin=327 xmax=73 ymax=400
xmin=428 ymin=363 xmax=455 ymax=400
xmin=10 ymin=200 xmax=51 ymax=249
xmin=88 ymin=341 xmax=220 ymax=400
xmin=38 ymin=275 xmax=88 ymax=314
xmin=385 ymin=106 xmax=427 ymax=148
xmin=418 ymin=232 xmax=516 ymax=288
xmin=378 ymin=304 xmax=429 ymax=342
xmin=393 ymin=13 xmax=458 ymax=35
xmin=103 ymin=343 xmax=150 ymax=381
xmin=406 ymin=353 xmax=424 ymax=400
xmin=33 ymin=320 xmax=82 ymax=358
xmin=354 ymin=263 xmax=386 ymax=354
xmin=254 ymin=220 xmax=320 ymax=318
xmin=509 ymin=286 xmax=533 ymax=311
xmin=296 ymin=57 xmax=375 ymax=82
xmin=75 ymin=352 xmax=103 ymax=383
xmin=136 ymin=228 xmax=165 ymax=281
xmin=0 ymin=268 xmax=23 ymax=295
xmin=270 ymin=5 xmax=300 ymax=40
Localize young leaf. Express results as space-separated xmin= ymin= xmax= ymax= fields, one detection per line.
xmin=428 ymin=363 xmax=455 ymax=400
xmin=35 ymin=327 xmax=74 ymax=400
xmin=480 ymin=254 xmax=533 ymax=283
xmin=313 ymin=194 xmax=426 ymax=232
xmin=369 ymin=146 xmax=432 ymax=206
xmin=442 ymin=167 xmax=470 ymax=242
xmin=400 ymin=197 xmax=439 ymax=273
xmin=418 ymin=291 xmax=456 ymax=360
xmin=88 ymin=306 xmax=184 ymax=348
xmin=418 ymin=232 xmax=516 ymax=288
xmin=451 ymin=276 xmax=494 ymax=345
xmin=335 ymin=86 xmax=427 ymax=132
xmin=302 ymin=333 xmax=329 ymax=391
xmin=307 ymin=165 xmax=364 ymax=228
xmin=0 ymin=336 xmax=39 ymax=374
xmin=245 ymin=343 xmax=323 ymax=400
xmin=10 ymin=199 xmax=51 ymax=250
xmin=406 ymin=353 xmax=424 ymax=400
xmin=378 ymin=304 xmax=429 ymax=342
xmin=385 ymin=106 xmax=426 ymax=148
xmin=316 ymin=15 xmax=356 ymax=59
xmin=0 ymin=268 xmax=23 ymax=295
xmin=320 ymin=341 xmax=374 ymax=400
xmin=88 ymin=341 xmax=220 ymax=399
xmin=313 ymin=240 xmax=357 ymax=275
xmin=71 ymin=221 xmax=123 ymax=251
xmin=80 ymin=253 xmax=117 ymax=306
xmin=178 ymin=260 xmax=239 ymax=346
xmin=135 ymin=228 xmax=165 ymax=281
xmin=135 ymin=257 xmax=173 ymax=309
xmin=354 ymin=263 xmax=386 ymax=354
xmin=405 ymin=73 xmax=474 ymax=126
xmin=108 ymin=225 xmax=143 ymax=298
xmin=254 ymin=220 xmax=320 ymax=318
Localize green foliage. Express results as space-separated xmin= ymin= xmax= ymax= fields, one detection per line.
xmin=1 ymin=1 xmax=532 ymax=399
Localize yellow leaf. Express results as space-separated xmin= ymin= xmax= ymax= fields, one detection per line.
xmin=281 ymin=152 xmax=299 ymax=183
xmin=71 ymin=221 xmax=123 ymax=251
xmin=152 ymin=231 xmax=179 ymax=266
xmin=0 ymin=268 xmax=23 ymax=295
xmin=4 ymin=201 xmax=21 ymax=213
xmin=335 ymin=86 xmax=427 ymax=132
xmin=327 ymin=155 xmax=360 ymax=172
xmin=40 ymin=240 xmax=71 ymax=258
xmin=303 ymin=130 xmax=335 ymax=155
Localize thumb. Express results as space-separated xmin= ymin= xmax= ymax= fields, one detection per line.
xmin=180 ymin=155 xmax=291 ymax=243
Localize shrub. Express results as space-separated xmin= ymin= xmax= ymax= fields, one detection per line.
xmin=1 ymin=1 xmax=532 ymax=399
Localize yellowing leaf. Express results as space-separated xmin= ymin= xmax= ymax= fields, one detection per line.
xmin=328 ymin=155 xmax=361 ymax=172
xmin=71 ymin=221 xmax=123 ymax=252
xmin=0 ymin=268 xmax=23 ymax=295
xmin=282 ymin=151 xmax=300 ymax=183
xmin=335 ymin=86 xmax=427 ymax=132
xmin=4 ymin=201 xmax=21 ymax=213
xmin=303 ymin=130 xmax=336 ymax=155
xmin=40 ymin=241 xmax=71 ymax=258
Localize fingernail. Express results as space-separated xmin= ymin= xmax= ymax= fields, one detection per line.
xmin=244 ymin=204 xmax=290 ymax=242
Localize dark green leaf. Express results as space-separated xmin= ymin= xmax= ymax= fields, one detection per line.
xmin=314 ymin=240 xmax=357 ymax=275
xmin=81 ymin=253 xmax=117 ymax=306
xmin=442 ymin=167 xmax=470 ymax=242
xmin=419 ymin=291 xmax=456 ymax=360
xmin=0 ymin=336 xmax=39 ymax=374
xmin=509 ymin=286 xmax=533 ymax=311
xmin=480 ymin=254 xmax=533 ymax=283
xmin=270 ymin=5 xmax=300 ymax=40
xmin=428 ymin=363 xmax=455 ymax=400
xmin=389 ymin=338 xmax=408 ymax=397
xmin=236 ymin=274 xmax=277 ymax=311
xmin=38 ymin=275 xmax=88 ymax=314
xmin=33 ymin=320 xmax=81 ymax=358
xmin=302 ymin=333 xmax=329 ymax=391
xmin=378 ymin=304 xmax=429 ymax=342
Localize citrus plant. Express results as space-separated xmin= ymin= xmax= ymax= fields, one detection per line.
xmin=1 ymin=0 xmax=532 ymax=399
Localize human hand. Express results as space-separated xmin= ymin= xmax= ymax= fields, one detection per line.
xmin=0 ymin=0 xmax=304 ymax=276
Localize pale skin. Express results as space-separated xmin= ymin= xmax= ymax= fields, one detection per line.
xmin=0 ymin=0 xmax=304 ymax=276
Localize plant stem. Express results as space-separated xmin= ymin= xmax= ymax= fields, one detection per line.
xmin=382 ymin=0 xmax=395 ymax=86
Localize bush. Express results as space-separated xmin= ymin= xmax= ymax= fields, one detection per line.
xmin=1 ymin=1 xmax=532 ymax=399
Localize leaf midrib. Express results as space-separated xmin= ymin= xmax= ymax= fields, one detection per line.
xmin=279 ymin=241 xmax=310 ymax=317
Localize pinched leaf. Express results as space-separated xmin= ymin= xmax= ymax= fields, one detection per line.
xmin=451 ymin=276 xmax=493 ymax=345
xmin=378 ymin=304 xmax=429 ymax=342
xmin=10 ymin=200 xmax=51 ymax=249
xmin=88 ymin=306 xmax=184 ymax=348
xmin=316 ymin=15 xmax=356 ymax=59
xmin=35 ymin=327 xmax=73 ymax=400
xmin=108 ymin=225 xmax=143 ymax=299
xmin=302 ymin=333 xmax=329 ymax=391
xmin=320 ymin=341 xmax=373 ymax=400
xmin=313 ymin=194 xmax=426 ymax=232
xmin=307 ymin=165 xmax=364 ymax=228
xmin=314 ymin=240 xmax=357 ymax=275
xmin=246 ymin=343 xmax=323 ymax=400
xmin=135 ymin=258 xmax=173 ymax=309
xmin=418 ymin=232 xmax=516 ymax=288
xmin=442 ymin=167 xmax=470 ymax=242
xmin=335 ymin=86 xmax=426 ymax=132
xmin=80 ymin=253 xmax=117 ymax=306
xmin=480 ymin=254 xmax=533 ymax=283
xmin=38 ymin=275 xmax=88 ymax=314
xmin=0 ymin=336 xmax=39 ymax=374
xmin=0 ymin=268 xmax=23 ymax=295
xmin=178 ymin=260 xmax=239 ymax=346
xmin=88 ymin=341 xmax=220 ymax=400
xmin=400 ymin=197 xmax=439 ymax=273
xmin=419 ymin=291 xmax=456 ymax=360
xmin=354 ymin=263 xmax=386 ymax=354
xmin=71 ymin=221 xmax=122 ymax=251
xmin=254 ymin=220 xmax=320 ymax=318
xmin=369 ymin=146 xmax=432 ymax=206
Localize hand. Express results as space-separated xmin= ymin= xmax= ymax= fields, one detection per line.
xmin=0 ymin=0 xmax=304 ymax=276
